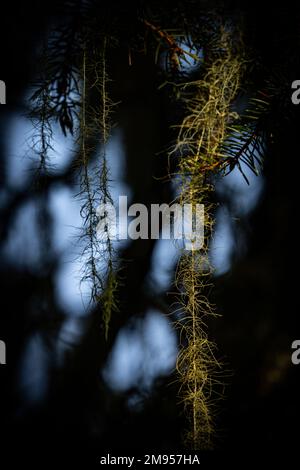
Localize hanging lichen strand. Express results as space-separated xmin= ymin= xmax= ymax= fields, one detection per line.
xmin=29 ymin=38 xmax=60 ymax=178
xmin=78 ymin=40 xmax=117 ymax=339
xmin=172 ymin=27 xmax=246 ymax=449
xmin=30 ymin=87 xmax=53 ymax=176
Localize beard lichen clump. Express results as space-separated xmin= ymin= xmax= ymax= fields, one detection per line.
xmin=173 ymin=28 xmax=246 ymax=449
xmin=28 ymin=6 xmax=260 ymax=449
xmin=78 ymin=39 xmax=118 ymax=339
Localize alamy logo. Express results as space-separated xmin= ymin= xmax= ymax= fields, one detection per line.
xmin=291 ymin=340 xmax=300 ymax=365
xmin=291 ymin=80 xmax=300 ymax=105
xmin=0 ymin=340 xmax=6 ymax=365
xmin=96 ymin=196 xmax=204 ymax=250
xmin=0 ymin=80 xmax=6 ymax=104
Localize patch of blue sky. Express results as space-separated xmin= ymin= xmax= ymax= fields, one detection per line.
xmin=103 ymin=309 xmax=177 ymax=392
xmin=18 ymin=333 xmax=50 ymax=405
xmin=211 ymin=152 xmax=264 ymax=275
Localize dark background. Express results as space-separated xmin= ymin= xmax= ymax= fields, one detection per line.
xmin=1 ymin=0 xmax=300 ymax=465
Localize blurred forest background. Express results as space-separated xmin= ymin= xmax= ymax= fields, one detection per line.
xmin=1 ymin=0 xmax=300 ymax=463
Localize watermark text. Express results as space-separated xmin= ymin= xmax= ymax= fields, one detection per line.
xmin=0 ymin=339 xmax=6 ymax=365
xmin=291 ymin=339 xmax=300 ymax=365
xmin=0 ymin=80 xmax=6 ymax=104
xmin=96 ymin=196 xmax=204 ymax=250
